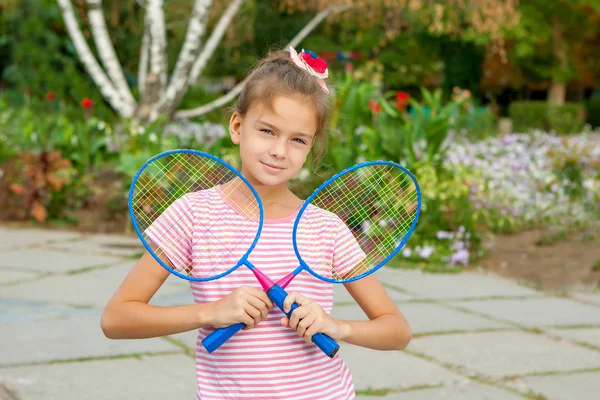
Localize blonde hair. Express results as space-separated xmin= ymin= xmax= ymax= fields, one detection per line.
xmin=233 ymin=49 xmax=332 ymax=166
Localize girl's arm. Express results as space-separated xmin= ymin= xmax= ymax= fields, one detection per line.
xmin=282 ymin=275 xmax=411 ymax=351
xmin=337 ymin=275 xmax=412 ymax=350
xmin=101 ymin=251 xmax=273 ymax=339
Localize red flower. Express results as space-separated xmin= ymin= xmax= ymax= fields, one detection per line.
xmin=45 ymin=91 xmax=56 ymax=101
xmin=395 ymin=91 xmax=410 ymax=111
xmin=80 ymin=98 xmax=94 ymax=109
xmin=369 ymin=99 xmax=381 ymax=114
xmin=396 ymin=91 xmax=409 ymax=103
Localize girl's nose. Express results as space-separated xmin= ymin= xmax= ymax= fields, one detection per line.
xmin=269 ymin=139 xmax=286 ymax=159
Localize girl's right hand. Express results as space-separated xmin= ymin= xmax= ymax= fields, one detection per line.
xmin=207 ymin=286 xmax=274 ymax=329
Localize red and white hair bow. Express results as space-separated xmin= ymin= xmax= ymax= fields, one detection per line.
xmin=289 ymin=46 xmax=329 ymax=94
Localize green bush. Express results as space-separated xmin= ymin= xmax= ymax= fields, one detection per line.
xmin=586 ymin=96 xmax=600 ymax=128
xmin=509 ymin=101 xmax=585 ymax=134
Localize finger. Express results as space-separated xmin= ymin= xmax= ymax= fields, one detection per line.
xmin=304 ymin=322 xmax=321 ymax=343
xmin=238 ymin=311 xmax=255 ymax=330
xmin=280 ymin=317 xmax=289 ymax=327
xmin=244 ymin=304 xmax=262 ymax=326
xmin=289 ymin=305 xmax=310 ymax=330
xmin=246 ymin=287 xmax=274 ymax=309
xmin=282 ymin=292 xmax=298 ymax=314
xmin=283 ymin=291 xmax=312 ymax=313
xmin=297 ymin=312 xmax=316 ymax=339
xmin=245 ymin=295 xmax=269 ymax=319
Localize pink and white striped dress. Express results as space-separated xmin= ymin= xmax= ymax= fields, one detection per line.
xmin=145 ymin=186 xmax=364 ymax=399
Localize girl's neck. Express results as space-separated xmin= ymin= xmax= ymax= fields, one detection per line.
xmin=248 ymin=181 xmax=303 ymax=220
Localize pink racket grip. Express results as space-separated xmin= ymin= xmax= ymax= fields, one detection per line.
xmin=267 ymin=284 xmax=340 ymax=358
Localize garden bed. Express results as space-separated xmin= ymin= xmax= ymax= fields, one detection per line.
xmin=479 ymin=225 xmax=600 ymax=291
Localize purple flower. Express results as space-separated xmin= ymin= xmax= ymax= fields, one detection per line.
xmin=419 ymin=246 xmax=435 ymax=259
xmin=450 ymin=249 xmax=470 ymax=266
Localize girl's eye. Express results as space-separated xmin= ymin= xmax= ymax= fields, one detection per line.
xmin=260 ymin=129 xmax=274 ymax=135
xmin=293 ymin=138 xmax=307 ymax=145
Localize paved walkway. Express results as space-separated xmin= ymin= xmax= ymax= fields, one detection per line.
xmin=1 ymin=225 xmax=599 ymax=400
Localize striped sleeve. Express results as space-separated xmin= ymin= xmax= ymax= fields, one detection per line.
xmin=143 ymin=195 xmax=194 ymax=272
xmin=332 ymin=218 xmax=366 ymax=278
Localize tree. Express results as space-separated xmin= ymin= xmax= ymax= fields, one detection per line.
xmin=508 ymin=0 xmax=600 ymax=104
xmin=58 ymin=0 xmax=519 ymax=123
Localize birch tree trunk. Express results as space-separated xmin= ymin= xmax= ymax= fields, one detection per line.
xmin=156 ymin=0 xmax=214 ymax=116
xmin=86 ymin=0 xmax=136 ymax=109
xmin=57 ymin=0 xmax=134 ymax=117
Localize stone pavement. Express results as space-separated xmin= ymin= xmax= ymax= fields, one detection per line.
xmin=1 ymin=225 xmax=599 ymax=400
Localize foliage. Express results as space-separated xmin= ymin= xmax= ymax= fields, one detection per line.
xmin=2 ymin=151 xmax=75 ymax=223
xmin=507 ymin=0 xmax=600 ymax=85
xmin=586 ymin=93 xmax=600 ymax=128
xmin=508 ymin=101 xmax=586 ymax=134
xmin=1 ymin=0 xmax=112 ymax=115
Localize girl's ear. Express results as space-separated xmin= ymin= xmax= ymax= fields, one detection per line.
xmin=229 ymin=112 xmax=242 ymax=144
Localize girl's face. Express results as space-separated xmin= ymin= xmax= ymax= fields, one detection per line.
xmin=229 ymin=95 xmax=317 ymax=188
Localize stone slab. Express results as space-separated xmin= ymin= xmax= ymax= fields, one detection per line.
xmin=0 ymin=354 xmax=196 ymax=400
xmin=169 ymin=329 xmax=200 ymax=352
xmin=0 ymin=227 xmax=81 ymax=250
xmin=89 ymin=260 xmax=191 ymax=290
xmin=0 ymin=298 xmax=98 ymax=323
xmin=0 ymin=269 xmax=38 ymax=285
xmin=0 ymin=315 xmax=181 ymax=366
xmin=408 ymin=331 xmax=600 ymax=378
xmin=333 ymin=283 xmax=412 ymax=304
xmin=520 ymin=371 xmax=600 ymax=400
xmin=332 ymin=303 xmax=509 ymax=335
xmin=548 ymin=327 xmax=600 ymax=349
xmin=451 ymin=297 xmax=600 ymax=327
xmin=49 ymin=233 xmax=144 ymax=257
xmin=377 ymin=269 xmax=539 ymax=300
xmin=357 ymin=382 xmax=527 ymax=399
xmin=0 ymin=248 xmax=125 ymax=274
xmin=0 ymin=263 xmax=183 ymax=309
xmin=572 ymin=293 xmax=600 ymax=307
xmin=340 ymin=343 xmax=467 ymax=391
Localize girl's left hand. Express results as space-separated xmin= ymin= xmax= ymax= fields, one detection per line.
xmin=281 ymin=292 xmax=349 ymax=343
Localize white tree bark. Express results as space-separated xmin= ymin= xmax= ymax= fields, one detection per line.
xmin=57 ymin=0 xmax=134 ymax=117
xmin=156 ymin=0 xmax=214 ymax=115
xmin=175 ymin=5 xmax=351 ymax=119
xmin=188 ymin=0 xmax=245 ymax=86
xmin=86 ymin=0 xmax=137 ymax=110
xmin=146 ymin=0 xmax=168 ymax=96
xmin=138 ymin=13 xmax=150 ymax=97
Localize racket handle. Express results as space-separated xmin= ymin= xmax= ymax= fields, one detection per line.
xmin=268 ymin=284 xmax=340 ymax=358
xmin=201 ymin=322 xmax=245 ymax=353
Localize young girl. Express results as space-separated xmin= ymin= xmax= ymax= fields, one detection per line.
xmin=101 ymin=47 xmax=412 ymax=400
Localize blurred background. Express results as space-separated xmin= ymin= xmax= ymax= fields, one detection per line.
xmin=0 ymin=0 xmax=599 ymax=291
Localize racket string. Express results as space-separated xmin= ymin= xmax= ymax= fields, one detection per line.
xmin=132 ymin=153 xmax=262 ymax=279
xmin=298 ymin=164 xmax=420 ymax=281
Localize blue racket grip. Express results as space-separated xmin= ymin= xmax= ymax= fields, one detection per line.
xmin=202 ymin=322 xmax=245 ymax=353
xmin=267 ymin=284 xmax=340 ymax=358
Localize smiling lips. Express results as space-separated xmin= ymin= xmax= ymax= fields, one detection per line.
xmin=261 ymin=161 xmax=285 ymax=172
